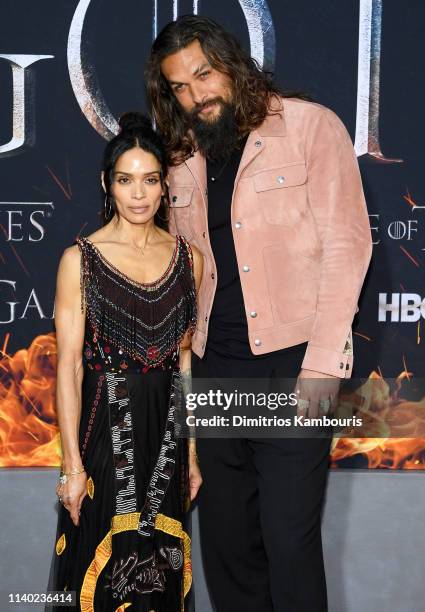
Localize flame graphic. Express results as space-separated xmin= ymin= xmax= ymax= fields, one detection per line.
xmin=0 ymin=333 xmax=60 ymax=467
xmin=0 ymin=336 xmax=424 ymax=469
xmin=331 ymin=372 xmax=425 ymax=469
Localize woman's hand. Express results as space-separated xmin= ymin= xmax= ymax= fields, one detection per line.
xmin=188 ymin=453 xmax=203 ymax=502
xmin=56 ymin=472 xmax=87 ymax=527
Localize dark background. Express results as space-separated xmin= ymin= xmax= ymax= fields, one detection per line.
xmin=0 ymin=0 xmax=424 ymax=378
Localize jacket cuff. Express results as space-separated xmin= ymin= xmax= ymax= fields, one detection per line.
xmin=301 ymin=345 xmax=353 ymax=378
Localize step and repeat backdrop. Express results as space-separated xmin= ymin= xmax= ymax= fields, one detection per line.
xmin=0 ymin=0 xmax=424 ymax=469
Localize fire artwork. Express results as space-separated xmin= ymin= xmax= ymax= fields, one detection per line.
xmin=0 ymin=334 xmax=424 ymax=470
xmin=0 ymin=0 xmax=423 ymax=471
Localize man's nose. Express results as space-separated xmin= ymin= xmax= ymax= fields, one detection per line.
xmin=190 ymin=82 xmax=208 ymax=107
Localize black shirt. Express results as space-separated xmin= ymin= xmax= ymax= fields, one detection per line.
xmin=206 ymin=138 xmax=250 ymax=359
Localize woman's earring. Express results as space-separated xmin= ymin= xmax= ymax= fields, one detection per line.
xmin=155 ymin=195 xmax=170 ymax=222
xmin=104 ymin=195 xmax=112 ymax=219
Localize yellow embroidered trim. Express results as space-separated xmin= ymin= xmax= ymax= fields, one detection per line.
xmin=80 ymin=532 xmax=112 ymax=611
xmin=111 ymin=512 xmax=140 ymax=534
xmin=87 ymin=477 xmax=94 ymax=499
xmin=155 ymin=514 xmax=192 ymax=598
xmin=55 ymin=533 xmax=66 ymax=555
xmin=115 ymin=603 xmax=132 ymax=611
xmin=80 ymin=512 xmax=191 ymax=612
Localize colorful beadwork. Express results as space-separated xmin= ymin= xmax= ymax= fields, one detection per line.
xmin=77 ymin=235 xmax=197 ymax=370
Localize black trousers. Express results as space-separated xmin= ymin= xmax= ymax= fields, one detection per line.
xmin=192 ymin=344 xmax=331 ymax=612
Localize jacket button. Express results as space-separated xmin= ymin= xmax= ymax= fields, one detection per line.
xmin=243 ymin=265 xmax=250 ymax=272
xmin=172 ymin=196 xmax=177 ymax=202
xmin=277 ymin=176 xmax=285 ymax=184
xmin=250 ymin=311 xmax=257 ymax=318
xmin=254 ymin=339 xmax=262 ymax=346
xmin=346 ymin=364 xmax=350 ymax=370
xmin=205 ymin=316 xmax=208 ymax=322
xmin=235 ymin=221 xmax=242 ymax=229
xmin=339 ymin=362 xmax=344 ymax=369
xmin=211 ymin=273 xmax=215 ymax=280
xmin=202 ymin=231 xmax=206 ymax=238
xmin=255 ymin=140 xmax=262 ymax=148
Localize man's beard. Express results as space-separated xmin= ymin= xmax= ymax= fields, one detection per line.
xmin=188 ymin=98 xmax=241 ymax=162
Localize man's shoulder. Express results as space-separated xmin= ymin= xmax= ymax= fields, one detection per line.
xmin=277 ymin=96 xmax=346 ymax=131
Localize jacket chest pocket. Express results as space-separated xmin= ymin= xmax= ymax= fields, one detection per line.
xmin=169 ymin=185 xmax=194 ymax=239
xmin=254 ymin=162 xmax=308 ymax=225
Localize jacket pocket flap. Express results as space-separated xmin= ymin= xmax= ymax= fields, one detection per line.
xmin=169 ymin=186 xmax=194 ymax=207
xmin=254 ymin=163 xmax=307 ymax=192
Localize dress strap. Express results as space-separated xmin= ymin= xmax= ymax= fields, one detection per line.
xmin=178 ymin=234 xmax=194 ymax=269
xmin=76 ymin=236 xmax=94 ymax=313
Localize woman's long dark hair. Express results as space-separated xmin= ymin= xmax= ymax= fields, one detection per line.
xmin=102 ymin=112 xmax=169 ymax=229
xmin=146 ymin=15 xmax=309 ymax=165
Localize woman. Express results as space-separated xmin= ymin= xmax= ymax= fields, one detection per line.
xmin=47 ymin=113 xmax=203 ymax=611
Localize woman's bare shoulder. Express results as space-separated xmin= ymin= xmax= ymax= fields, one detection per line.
xmin=84 ymin=226 xmax=110 ymax=245
xmin=56 ymin=246 xmax=81 ymax=285
xmin=190 ymin=243 xmax=202 ymax=259
xmin=159 ymin=227 xmax=178 ymax=245
xmin=188 ymin=242 xmax=202 ymax=266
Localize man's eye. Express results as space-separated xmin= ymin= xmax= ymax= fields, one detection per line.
xmin=117 ymin=177 xmax=129 ymax=184
xmin=174 ymin=84 xmax=183 ymax=93
xmin=146 ymin=177 xmax=159 ymax=184
xmin=200 ymin=71 xmax=210 ymax=79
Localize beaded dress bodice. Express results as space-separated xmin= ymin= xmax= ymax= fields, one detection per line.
xmin=77 ymin=235 xmax=197 ymax=374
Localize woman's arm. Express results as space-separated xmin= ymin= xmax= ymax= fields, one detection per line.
xmin=179 ymin=244 xmax=203 ymax=500
xmin=54 ymin=245 xmax=87 ymax=525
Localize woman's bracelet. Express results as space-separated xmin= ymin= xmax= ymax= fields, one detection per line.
xmin=61 ymin=465 xmax=85 ymax=476
xmin=59 ymin=466 xmax=86 ymax=485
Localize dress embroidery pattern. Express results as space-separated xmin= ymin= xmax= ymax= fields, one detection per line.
xmin=107 ymin=372 xmax=138 ymax=515
xmin=77 ymin=235 xmax=197 ymax=370
xmin=137 ymin=370 xmax=184 ymax=537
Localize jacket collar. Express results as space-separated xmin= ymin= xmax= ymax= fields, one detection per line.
xmin=236 ymin=99 xmax=287 ymax=180
xmin=184 ymin=97 xmax=286 ymax=190
xmin=185 ymin=149 xmax=207 ymax=196
xmin=256 ymin=97 xmax=286 ymax=137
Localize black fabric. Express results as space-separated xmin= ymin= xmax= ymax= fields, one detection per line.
xmin=205 ymin=137 xmax=251 ymax=359
xmin=192 ymin=346 xmax=330 ymax=612
xmin=46 ymin=239 xmax=195 ymax=611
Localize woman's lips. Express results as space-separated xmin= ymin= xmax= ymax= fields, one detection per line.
xmin=129 ymin=205 xmax=150 ymax=214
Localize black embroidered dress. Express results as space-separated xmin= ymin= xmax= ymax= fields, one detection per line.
xmin=47 ymin=235 xmax=197 ymax=612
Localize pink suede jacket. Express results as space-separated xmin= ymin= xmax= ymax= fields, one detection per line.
xmin=168 ymin=98 xmax=372 ymax=378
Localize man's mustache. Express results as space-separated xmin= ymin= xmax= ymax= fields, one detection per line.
xmin=188 ymin=97 xmax=226 ymax=120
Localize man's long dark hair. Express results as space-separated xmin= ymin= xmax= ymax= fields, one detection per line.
xmin=145 ymin=15 xmax=308 ymax=165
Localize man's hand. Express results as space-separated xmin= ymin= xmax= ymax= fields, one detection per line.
xmin=295 ymin=369 xmax=341 ymax=419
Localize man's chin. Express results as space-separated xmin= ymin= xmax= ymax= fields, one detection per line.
xmin=197 ymin=109 xmax=222 ymax=124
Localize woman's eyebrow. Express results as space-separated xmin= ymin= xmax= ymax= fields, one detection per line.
xmin=114 ymin=170 xmax=161 ymax=176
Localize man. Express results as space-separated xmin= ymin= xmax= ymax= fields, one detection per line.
xmin=146 ymin=15 xmax=372 ymax=612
